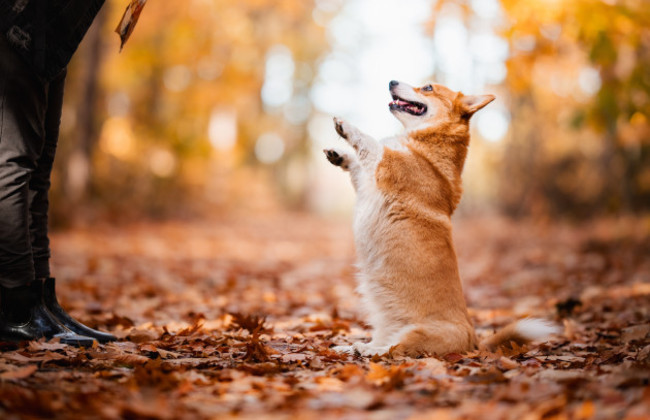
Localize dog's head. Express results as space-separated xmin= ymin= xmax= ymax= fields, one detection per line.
xmin=388 ymin=80 xmax=495 ymax=132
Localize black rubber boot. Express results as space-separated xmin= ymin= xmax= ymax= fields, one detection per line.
xmin=0 ymin=282 xmax=96 ymax=347
xmin=42 ymin=278 xmax=117 ymax=343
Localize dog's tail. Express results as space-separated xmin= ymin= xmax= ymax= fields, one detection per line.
xmin=479 ymin=318 xmax=560 ymax=352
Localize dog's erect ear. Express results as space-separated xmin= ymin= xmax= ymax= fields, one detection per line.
xmin=460 ymin=94 xmax=495 ymax=117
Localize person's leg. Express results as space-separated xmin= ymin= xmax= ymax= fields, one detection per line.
xmin=29 ymin=67 xmax=66 ymax=279
xmin=0 ymin=37 xmax=94 ymax=346
xmin=28 ymin=65 xmax=116 ymax=344
xmin=0 ymin=35 xmax=47 ymax=288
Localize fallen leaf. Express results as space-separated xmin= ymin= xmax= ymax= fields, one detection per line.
xmin=416 ymin=358 xmax=448 ymax=375
xmin=365 ymin=362 xmax=412 ymax=389
xmin=443 ymin=353 xmax=464 ymax=363
xmin=127 ymin=329 xmax=158 ymax=343
xmin=28 ymin=341 xmax=69 ymax=352
xmin=0 ymin=365 xmax=38 ymax=380
xmin=535 ymin=369 xmax=591 ymax=382
xmin=281 ymin=353 xmax=309 ymax=363
xmin=621 ymin=324 xmax=650 ymax=343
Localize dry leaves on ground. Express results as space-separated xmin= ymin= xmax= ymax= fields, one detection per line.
xmin=0 ymin=213 xmax=648 ymax=419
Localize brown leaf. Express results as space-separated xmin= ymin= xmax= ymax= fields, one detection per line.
xmin=443 ymin=353 xmax=464 ymax=363
xmin=177 ymin=320 xmax=205 ymax=337
xmin=335 ymin=364 xmax=365 ymax=381
xmin=535 ymin=355 xmax=586 ymax=363
xmin=317 ymin=348 xmax=351 ymax=362
xmin=139 ymin=343 xmax=158 ymax=353
xmin=314 ymin=376 xmax=344 ymax=391
xmin=496 ymin=356 xmax=519 ymax=371
xmin=239 ymin=362 xmax=281 ymax=375
xmin=114 ymin=354 xmax=150 ymax=367
xmin=309 ymin=356 xmax=324 ymax=369
xmin=104 ymin=313 xmax=135 ymax=328
xmin=622 ymin=324 xmax=650 ymax=343
xmin=416 ymin=358 xmax=447 ymax=375
xmin=115 ymin=0 xmax=148 ymax=51
xmin=127 ymin=329 xmax=159 ymax=343
xmin=638 ymin=344 xmax=650 ymax=362
xmin=230 ymin=313 xmax=272 ymax=335
xmin=535 ymin=369 xmax=591 ymax=383
xmin=281 ymin=353 xmax=309 ymax=363
xmin=27 ymin=341 xmax=69 ymax=352
xmin=366 ymin=362 xmax=412 ymax=390
xmin=0 ymin=365 xmax=38 ymax=380
xmin=131 ymin=359 xmax=180 ymax=390
xmin=465 ymin=366 xmax=508 ymax=384
xmin=241 ymin=330 xmax=272 ymax=363
xmin=499 ymin=341 xmax=530 ymax=358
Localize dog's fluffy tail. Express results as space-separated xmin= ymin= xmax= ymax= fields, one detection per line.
xmin=479 ymin=318 xmax=560 ymax=352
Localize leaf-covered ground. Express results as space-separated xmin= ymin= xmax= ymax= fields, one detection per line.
xmin=1 ymin=213 xmax=649 ymax=419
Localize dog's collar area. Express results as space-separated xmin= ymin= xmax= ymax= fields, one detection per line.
xmin=389 ymin=95 xmax=427 ymax=116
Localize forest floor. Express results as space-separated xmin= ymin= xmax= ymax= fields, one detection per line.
xmin=0 ymin=212 xmax=649 ymax=419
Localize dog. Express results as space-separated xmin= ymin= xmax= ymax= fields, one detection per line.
xmin=324 ymin=80 xmax=558 ymax=357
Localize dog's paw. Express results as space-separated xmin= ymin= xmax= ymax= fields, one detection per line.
xmin=352 ymin=342 xmax=390 ymax=357
xmin=333 ymin=342 xmax=390 ymax=357
xmin=323 ymin=148 xmax=351 ymax=169
xmin=324 ymin=148 xmax=344 ymax=166
xmin=333 ymin=117 xmax=350 ymax=139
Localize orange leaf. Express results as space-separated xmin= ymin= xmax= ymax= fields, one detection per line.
xmin=365 ymin=362 xmax=390 ymax=383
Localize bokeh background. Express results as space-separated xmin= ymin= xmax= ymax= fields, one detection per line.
xmin=51 ymin=0 xmax=650 ymax=224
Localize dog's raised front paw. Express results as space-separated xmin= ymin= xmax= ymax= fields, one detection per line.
xmin=324 ymin=149 xmax=344 ymax=166
xmin=333 ymin=117 xmax=349 ymax=139
xmin=323 ymin=148 xmax=352 ymax=170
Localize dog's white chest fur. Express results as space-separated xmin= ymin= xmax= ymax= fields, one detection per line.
xmin=352 ymin=135 xmax=405 ymax=274
xmin=339 ymin=135 xmax=420 ymax=354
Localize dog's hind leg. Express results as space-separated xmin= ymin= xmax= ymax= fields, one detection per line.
xmin=333 ymin=117 xmax=382 ymax=171
xmin=392 ymin=322 xmax=477 ymax=357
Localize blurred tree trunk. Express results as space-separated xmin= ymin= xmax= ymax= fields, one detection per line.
xmin=65 ymin=6 xmax=108 ymax=202
xmin=499 ymin=94 xmax=544 ymax=218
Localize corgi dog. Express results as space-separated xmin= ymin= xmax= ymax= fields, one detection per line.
xmin=324 ymin=80 xmax=557 ymax=357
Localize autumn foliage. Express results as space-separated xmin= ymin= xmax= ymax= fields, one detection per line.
xmin=52 ymin=0 xmax=650 ymax=221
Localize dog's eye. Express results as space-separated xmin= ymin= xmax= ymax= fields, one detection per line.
xmin=422 ymin=85 xmax=433 ymax=92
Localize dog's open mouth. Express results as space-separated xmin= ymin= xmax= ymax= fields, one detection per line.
xmin=389 ymin=95 xmax=427 ymax=116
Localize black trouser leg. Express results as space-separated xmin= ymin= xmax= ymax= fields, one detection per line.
xmin=30 ymin=69 xmax=66 ymax=279
xmin=0 ymin=35 xmax=48 ymax=288
xmin=0 ymin=37 xmax=96 ymax=346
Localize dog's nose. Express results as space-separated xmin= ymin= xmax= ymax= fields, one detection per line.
xmin=389 ymin=80 xmax=399 ymax=89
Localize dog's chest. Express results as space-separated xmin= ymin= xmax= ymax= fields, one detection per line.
xmin=352 ymin=160 xmax=393 ymax=267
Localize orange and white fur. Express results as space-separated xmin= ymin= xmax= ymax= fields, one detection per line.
xmin=324 ymin=80 xmax=558 ymax=357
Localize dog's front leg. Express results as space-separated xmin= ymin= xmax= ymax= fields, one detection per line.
xmin=333 ymin=118 xmax=382 ymax=171
xmin=323 ymin=148 xmax=362 ymax=191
